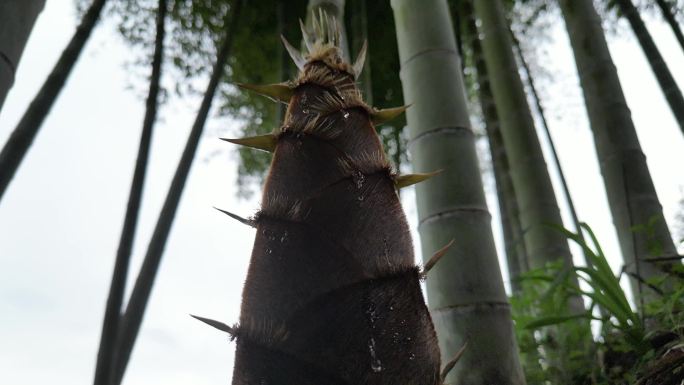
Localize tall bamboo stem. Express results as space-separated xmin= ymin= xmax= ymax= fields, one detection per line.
xmin=109 ymin=2 xmax=242 ymax=383
xmin=392 ymin=0 xmax=525 ymax=383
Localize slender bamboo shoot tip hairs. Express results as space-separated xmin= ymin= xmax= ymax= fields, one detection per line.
xmin=439 ymin=341 xmax=468 ymax=384
xmin=299 ymin=19 xmax=315 ymax=53
xmin=213 ymin=206 xmax=256 ymax=228
xmin=371 ymin=104 xmax=411 ymax=126
xmin=237 ymin=82 xmax=293 ymax=104
xmin=286 ymin=9 xmax=350 ymax=76
xmin=394 ymin=169 xmax=442 ymax=189
xmin=190 ymin=314 xmax=237 ymax=340
xmin=423 ymin=239 xmax=455 ymax=275
xmin=220 ymin=134 xmax=277 ymax=153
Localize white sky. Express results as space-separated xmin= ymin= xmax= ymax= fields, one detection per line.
xmin=0 ymin=1 xmax=682 ymax=384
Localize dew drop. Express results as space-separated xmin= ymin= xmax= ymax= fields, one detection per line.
xmin=409 ymin=353 xmax=416 ymax=361
xmin=343 ymin=110 xmax=350 ymax=119
xmin=368 ymin=338 xmax=383 ymax=373
xmin=280 ymin=231 xmax=289 ymax=243
xmin=352 ymin=170 xmax=365 ymax=189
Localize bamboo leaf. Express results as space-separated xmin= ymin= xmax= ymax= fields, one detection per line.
xmin=524 ymin=313 xmax=590 ymax=330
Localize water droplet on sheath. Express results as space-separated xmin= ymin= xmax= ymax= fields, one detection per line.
xmin=352 ymin=171 xmax=365 ymax=189
xmin=368 ymin=338 xmax=383 ymax=373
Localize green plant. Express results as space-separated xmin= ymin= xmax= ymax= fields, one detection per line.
xmin=514 ymin=223 xmax=684 ymax=384
xmin=511 ymin=260 xmax=598 ymax=384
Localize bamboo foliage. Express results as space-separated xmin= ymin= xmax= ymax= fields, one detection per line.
xmin=391 ymin=0 xmax=525 ymax=383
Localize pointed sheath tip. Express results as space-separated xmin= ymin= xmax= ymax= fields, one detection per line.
xmin=371 ymin=104 xmax=411 ymax=125
xmin=440 ymin=341 xmax=468 ymax=383
xmin=236 ymin=82 xmax=294 ymax=104
xmin=353 ymin=40 xmax=368 ymax=78
xmin=280 ymin=34 xmax=306 ymax=70
xmin=213 ymin=206 xmax=256 ymax=228
xmin=220 ymin=134 xmax=277 ymax=153
xmin=394 ymin=169 xmax=443 ymax=189
xmin=423 ymin=238 xmax=455 ymax=274
xmin=190 ymin=314 xmax=236 ymax=337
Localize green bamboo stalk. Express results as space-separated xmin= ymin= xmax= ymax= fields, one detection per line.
xmin=391 ymin=0 xmax=525 ymax=383
xmin=508 ymin=29 xmax=582 ymax=241
xmin=464 ymin=9 xmax=528 ymax=293
xmin=0 ymin=0 xmax=45 ymax=112
xmin=472 ymin=0 xmax=582 ymax=309
xmin=615 ymin=0 xmax=684 ymax=135
xmin=0 ymin=0 xmax=107 ymax=202
xmin=92 ymin=1 xmax=166 ymax=384
xmin=558 ymin=0 xmax=678 ymax=305
xmin=109 ymin=2 xmax=242 ymax=384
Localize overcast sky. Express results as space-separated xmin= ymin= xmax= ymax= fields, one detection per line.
xmin=0 ymin=1 xmax=683 ymax=384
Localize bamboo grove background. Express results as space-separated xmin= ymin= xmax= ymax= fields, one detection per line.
xmin=0 ymin=0 xmax=683 ymax=384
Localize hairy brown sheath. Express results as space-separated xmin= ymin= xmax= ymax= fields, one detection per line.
xmin=225 ymin=12 xmax=441 ymax=385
